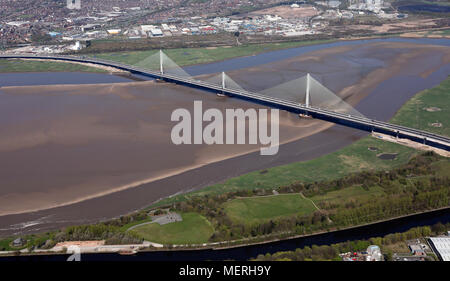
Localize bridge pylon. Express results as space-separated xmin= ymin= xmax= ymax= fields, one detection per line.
xmin=159 ymin=50 xmax=164 ymax=74
xmin=298 ymin=73 xmax=312 ymax=118
xmin=222 ymin=71 xmax=226 ymax=89
xmin=217 ymin=71 xmax=227 ymax=97
xmin=305 ymin=73 xmax=311 ymax=108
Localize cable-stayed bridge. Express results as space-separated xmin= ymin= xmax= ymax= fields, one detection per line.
xmin=1 ymin=51 xmax=449 ymax=151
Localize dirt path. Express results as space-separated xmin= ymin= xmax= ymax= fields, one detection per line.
xmin=300 ymin=192 xmax=320 ymax=211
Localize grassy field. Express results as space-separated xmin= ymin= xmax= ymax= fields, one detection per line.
xmin=0 ymin=238 xmax=14 ymax=251
xmin=89 ymin=39 xmax=335 ymax=68
xmin=425 ymin=28 xmax=450 ymax=36
xmin=0 ymin=59 xmax=108 ymax=73
xmin=310 ymin=185 xmax=386 ymax=206
xmin=430 ymin=159 xmax=450 ymax=177
xmin=153 ymin=137 xmax=417 ymax=207
xmin=390 ymin=77 xmax=449 ymax=137
xmin=223 ymin=194 xmax=318 ymax=225
xmin=129 ymin=213 xmax=214 ymax=245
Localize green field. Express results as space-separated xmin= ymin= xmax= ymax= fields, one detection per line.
xmin=0 ymin=238 xmax=14 ymax=251
xmin=129 ymin=213 xmax=214 ymax=245
xmin=390 ymin=77 xmax=449 ymax=137
xmin=0 ymin=59 xmax=108 ymax=73
xmin=425 ymin=28 xmax=450 ymax=36
xmin=310 ymin=185 xmax=386 ymax=206
xmin=153 ymin=137 xmax=417 ymax=207
xmin=223 ymin=194 xmax=318 ymax=225
xmin=430 ymin=159 xmax=450 ymax=177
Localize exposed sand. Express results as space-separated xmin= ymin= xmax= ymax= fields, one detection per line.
xmin=346 ymin=18 xmax=441 ymax=34
xmin=372 ymin=133 xmax=450 ymax=158
xmin=0 ymin=41 xmax=449 ymax=217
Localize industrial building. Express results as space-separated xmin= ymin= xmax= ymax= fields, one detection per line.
xmin=428 ymin=237 xmax=450 ymax=261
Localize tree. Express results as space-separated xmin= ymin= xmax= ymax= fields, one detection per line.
xmin=431 ymin=222 xmax=446 ymax=234
xmin=384 ymin=249 xmax=393 ymax=261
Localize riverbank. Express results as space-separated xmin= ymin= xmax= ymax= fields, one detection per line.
xmin=205 ymin=206 xmax=450 ymax=252
xmin=1 ymin=206 xmax=449 ymax=260
xmin=390 ymin=76 xmax=450 ymax=137
xmin=0 ymin=37 xmax=448 ymax=238
xmin=1 ymin=31 xmax=448 ymax=75
xmin=2 ymin=150 xmax=440 ymax=255
xmin=0 ymin=148 xmax=448 ymax=256
xmin=139 ymin=152 xmax=449 ymax=245
xmin=0 ymin=58 xmax=110 ymax=73
xmin=3 ymin=38 xmax=338 ymax=74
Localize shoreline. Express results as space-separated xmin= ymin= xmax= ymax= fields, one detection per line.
xmin=2 ymin=31 xmax=448 ymax=74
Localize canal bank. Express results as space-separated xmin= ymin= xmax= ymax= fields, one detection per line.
xmin=1 ymin=207 xmax=449 ymax=261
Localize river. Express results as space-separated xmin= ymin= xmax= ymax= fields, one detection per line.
xmin=0 ymin=37 xmax=449 ymax=237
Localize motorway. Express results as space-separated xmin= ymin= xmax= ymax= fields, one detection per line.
xmin=1 ymin=53 xmax=449 ymax=151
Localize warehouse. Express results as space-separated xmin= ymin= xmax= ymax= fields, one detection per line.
xmin=428 ymin=237 xmax=450 ymax=261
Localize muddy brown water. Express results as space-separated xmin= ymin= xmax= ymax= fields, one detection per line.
xmin=0 ymin=39 xmax=449 ymax=236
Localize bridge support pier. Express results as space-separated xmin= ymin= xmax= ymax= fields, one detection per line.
xmin=299 ymin=73 xmax=312 ymax=118
xmin=222 ymin=71 xmax=225 ymax=89
xmin=305 ymin=73 xmax=311 ymax=108
xmin=217 ymin=72 xmax=226 ymax=97
xmin=159 ymin=49 xmax=164 ymax=75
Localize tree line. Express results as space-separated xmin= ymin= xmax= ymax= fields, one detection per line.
xmin=173 ymin=152 xmax=450 ymax=242
xmin=253 ymin=223 xmax=449 ymax=261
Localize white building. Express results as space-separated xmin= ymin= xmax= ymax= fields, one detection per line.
xmin=6 ymin=21 xmax=30 ymax=27
xmin=67 ymin=0 xmax=81 ymax=10
xmin=366 ymin=245 xmax=382 ymax=261
xmin=107 ymin=29 xmax=121 ymax=35
xmin=150 ymin=28 xmax=163 ymax=37
xmin=70 ymin=41 xmax=82 ymax=51
xmin=429 ymin=237 xmax=450 ymax=261
xmin=264 ymin=15 xmax=281 ymax=22
xmin=141 ymin=25 xmax=157 ymax=32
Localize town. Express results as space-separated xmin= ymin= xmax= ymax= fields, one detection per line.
xmin=1 ymin=0 xmax=448 ymax=54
